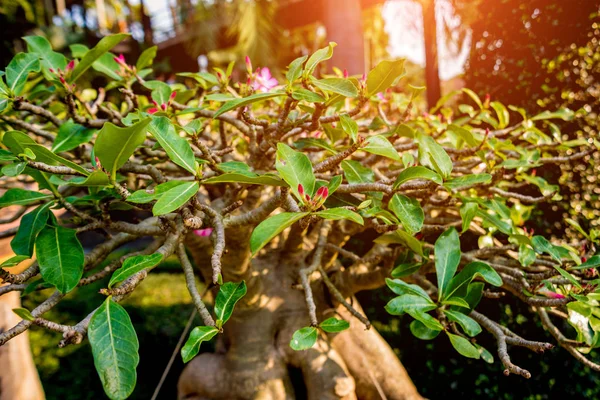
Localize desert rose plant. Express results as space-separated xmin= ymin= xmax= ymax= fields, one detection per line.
xmin=0 ymin=35 xmax=599 ymax=400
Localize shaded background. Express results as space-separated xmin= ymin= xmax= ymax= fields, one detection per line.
xmin=1 ymin=0 xmax=599 ymax=398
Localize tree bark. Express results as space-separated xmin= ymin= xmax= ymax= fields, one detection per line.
xmin=422 ymin=0 xmax=441 ymax=109
xmin=178 ymin=233 xmax=423 ymax=400
xmin=321 ymin=0 xmax=365 ymax=75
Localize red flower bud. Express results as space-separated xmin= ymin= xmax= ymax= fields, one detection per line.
xmin=66 ymin=60 xmax=75 ymax=71
xmin=316 ymin=186 xmax=328 ymax=199
xmin=147 ymin=107 xmax=158 ymax=114
xmin=298 ymin=184 xmax=305 ymax=196
xmin=59 ymin=76 xmax=66 ymax=84
xmin=49 ymin=68 xmax=55 ymax=73
xmin=531 ymin=169 xmax=537 ymax=177
xmin=305 ymin=194 xmax=311 ymax=202
xmin=151 ymin=100 xmax=158 ymax=107
xmin=170 ymin=91 xmax=177 ymax=101
xmin=160 ymin=103 xmax=167 ymax=111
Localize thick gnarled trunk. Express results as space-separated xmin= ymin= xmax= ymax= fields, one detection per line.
xmin=178 ymin=237 xmax=422 ymax=400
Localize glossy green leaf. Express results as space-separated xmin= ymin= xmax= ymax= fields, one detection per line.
xmin=6 ymin=52 xmax=41 ymax=95
xmin=443 ymin=261 xmax=502 ymax=301
xmin=444 ymin=174 xmax=492 ymax=191
xmin=108 ymin=253 xmax=164 ymax=288
xmin=362 ymin=135 xmax=400 ymax=161
xmin=250 ymin=212 xmax=309 ymax=255
xmin=276 ymin=143 xmax=315 ymax=199
xmin=148 ymin=116 xmax=196 ymax=175
xmin=374 ymin=229 xmax=424 ymax=256
xmin=69 ymin=33 xmax=129 ymax=82
xmin=290 ymin=326 xmax=318 ymax=350
xmin=389 ymin=194 xmax=424 ymax=234
xmin=292 ymin=88 xmax=325 ymax=103
xmin=214 ymin=281 xmax=247 ymax=325
xmin=0 ymin=188 xmax=52 ymax=207
xmin=339 ymin=114 xmax=359 ymax=142
xmin=410 ymin=320 xmax=441 ymax=340
xmin=2 ymin=162 xmax=26 ymax=177
xmin=286 ymin=55 xmax=308 ymax=83
xmin=409 ymin=310 xmax=444 ymax=331
xmin=385 ymin=294 xmax=436 ymax=315
xmin=312 ymin=78 xmax=358 ymax=98
xmin=152 ymin=181 xmax=199 ymax=215
xmin=531 ymin=235 xmax=562 ymax=264
xmin=341 ymin=160 xmax=374 ymax=184
xmin=181 ymin=326 xmax=219 ymax=363
xmin=203 ymin=173 xmax=285 ymax=186
xmin=52 ymin=121 xmax=96 ymax=153
xmin=392 ymin=166 xmax=442 ymax=189
xmin=11 ymin=201 xmax=53 ymax=257
xmin=89 ymin=298 xmax=140 ymax=400
xmin=553 ymin=264 xmax=582 ymax=289
xmin=94 ymin=118 xmax=151 ymax=179
xmin=0 ymin=255 xmax=29 ymax=268
xmin=366 ymin=59 xmax=405 ymax=96
xmin=12 ymin=307 xmax=35 ymax=321
xmin=126 ymin=181 xmax=187 ymax=204
xmin=447 ymin=124 xmax=479 ymax=147
xmin=518 ymin=244 xmax=537 ymax=267
xmin=462 ymin=88 xmax=483 ymax=109
xmin=571 ymin=255 xmax=600 ymax=270
xmin=314 ymin=208 xmax=363 ymax=225
xmin=447 ymin=332 xmax=480 ymax=359
xmin=214 ymin=92 xmax=285 ymax=117
xmin=144 ymin=80 xmax=172 ymax=105
xmin=444 ymin=310 xmax=482 ymax=337
xmin=136 ymin=46 xmax=157 ymax=70
xmin=23 ymin=36 xmax=67 ymax=80
xmin=391 ymin=262 xmax=422 ymax=278
xmin=385 ymin=278 xmax=431 ymax=300
xmin=35 ymin=225 xmax=84 ymax=294
xmin=416 ymin=135 xmax=453 ymax=179
xmin=435 ymin=228 xmax=461 ymax=297
xmin=319 ymin=317 xmax=350 ymax=333
xmin=304 ymin=42 xmax=336 ymax=77
xmin=460 ymin=203 xmax=478 ymax=233
xmin=91 ymin=52 xmax=121 ymax=80
xmin=491 ymin=101 xmax=510 ymax=128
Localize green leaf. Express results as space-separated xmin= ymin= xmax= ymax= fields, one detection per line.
xmin=126 ymin=181 xmax=187 ymax=204
xmin=91 ymin=52 xmax=122 ymax=80
xmin=531 ymin=108 xmax=575 ymax=121
xmin=460 ymin=203 xmax=478 ymax=233
xmin=389 ymin=194 xmax=424 ymax=234
xmin=314 ymin=208 xmax=363 ymax=225
xmin=341 ymin=160 xmax=374 ymax=184
xmin=304 ymin=42 xmax=336 ymax=77
xmin=447 ymin=332 xmax=480 ymax=359
xmin=366 ymin=59 xmax=405 ymax=96
xmin=108 ymin=253 xmax=164 ymax=289
xmin=52 ymin=121 xmax=96 ymax=153
xmin=410 ymin=320 xmax=441 ymax=340
xmin=12 ymin=307 xmax=35 ymax=321
xmin=444 ymin=174 xmax=492 ymax=191
xmin=0 ymin=188 xmax=51 ymax=207
xmin=11 ymin=202 xmax=53 ymax=257
xmin=444 ymin=310 xmax=482 ymax=337
xmin=0 ymin=255 xmax=29 ymax=268
xmin=443 ymin=261 xmax=502 ymax=301
xmin=391 ymin=262 xmax=422 ymax=278
xmin=136 ymin=46 xmax=157 ymax=70
xmin=385 ymin=278 xmax=431 ymax=300
xmin=214 ymin=92 xmax=285 ymax=118
xmin=374 ymin=229 xmax=424 ymax=257
xmin=447 ymin=124 xmax=479 ymax=147
xmin=416 ymin=135 xmax=453 ymax=179
xmin=203 ymin=173 xmax=285 ymax=186
xmin=392 ymin=166 xmax=442 ymax=189
xmin=250 ymin=212 xmax=309 ymax=255
xmin=292 ymin=88 xmax=325 ymax=103
xmin=442 ymin=297 xmax=471 ymax=308
xmin=385 ymin=294 xmax=436 ymax=315
xmin=312 ymin=78 xmax=358 ymax=98
xmin=6 ymin=52 xmax=41 ymax=95
xmin=89 ymin=298 xmax=140 ymax=400
xmin=67 ymin=170 xmax=111 ymax=187
xmin=518 ymin=244 xmax=537 ymax=267
xmin=94 ymin=118 xmax=151 ymax=179
xmin=409 ymin=310 xmax=443 ymax=331
xmin=553 ymin=264 xmax=582 ymax=289
xmin=181 ymin=326 xmax=219 ymax=363
xmin=35 ymin=225 xmax=84 ymax=294
xmin=491 ymin=101 xmax=509 ymax=129
xmin=23 ymin=36 xmax=67 ymax=80
xmin=148 ymin=117 xmax=196 ymax=175
xmin=144 ymin=80 xmax=172 ymax=105
xmin=475 ymin=344 xmax=494 ymax=363
xmin=2 ymin=162 xmax=26 ymax=177
xmin=152 ymin=181 xmax=199 ymax=215
xmin=339 ymin=114 xmax=359 ymax=142
xmin=571 ymin=255 xmax=600 ymax=270
xmin=276 ymin=143 xmax=316 ymax=199
xmin=462 ymin=88 xmax=483 ymax=109
xmin=435 ymin=228 xmax=461 ymax=297
xmin=286 ymin=55 xmax=308 ymax=83
xmin=214 ymin=281 xmax=247 ymax=325
xmin=531 ymin=236 xmax=562 ymax=264
xmin=290 ymin=327 xmax=318 ymax=350
xmin=69 ymin=33 xmax=129 ymax=82
xmin=362 ymin=135 xmax=400 ymax=161
xmin=319 ymin=317 xmax=350 ymax=333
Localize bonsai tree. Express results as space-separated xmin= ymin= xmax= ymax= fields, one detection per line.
xmin=0 ymin=35 xmax=599 ymax=400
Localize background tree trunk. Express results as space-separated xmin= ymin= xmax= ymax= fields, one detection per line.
xmin=422 ymin=0 xmax=441 ymax=109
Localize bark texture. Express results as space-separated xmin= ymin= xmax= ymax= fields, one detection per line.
xmin=178 ymin=230 xmax=422 ymax=400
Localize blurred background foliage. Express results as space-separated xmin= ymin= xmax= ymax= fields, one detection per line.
xmin=2 ymin=0 xmax=599 ymax=397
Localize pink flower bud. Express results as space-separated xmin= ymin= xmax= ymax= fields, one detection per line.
xmin=343 ymin=69 xmax=349 ymax=78
xmin=245 ymin=56 xmax=252 ymax=73
xmin=305 ymin=194 xmax=311 ymax=202
xmin=151 ymin=100 xmax=158 ymax=106
xmin=66 ymin=60 xmax=75 ymax=71
xmin=160 ymin=103 xmax=167 ymax=111
xmin=361 ymin=73 xmax=366 ymax=82
xmin=49 ymin=68 xmax=55 ymax=73
xmin=298 ymin=184 xmax=304 ymax=196
xmin=59 ymin=76 xmax=66 ymax=84
xmin=170 ymin=91 xmax=177 ymax=100
xmin=216 ymin=71 xmax=222 ymax=79
xmin=147 ymin=107 xmax=158 ymax=114
xmin=316 ymin=186 xmax=328 ymax=199
xmin=193 ymin=228 xmax=214 ymax=237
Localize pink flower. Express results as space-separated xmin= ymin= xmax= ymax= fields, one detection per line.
xmin=252 ymin=67 xmax=278 ymax=92
xmin=245 ymin=56 xmax=253 ymax=74
xmin=193 ymin=228 xmax=214 ymax=237
xmin=536 ymin=286 xmax=566 ymax=299
xmin=147 ymin=108 xmax=158 ymax=114
xmin=66 ymin=60 xmax=75 ymax=71
xmin=114 ymin=54 xmax=126 ymax=65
